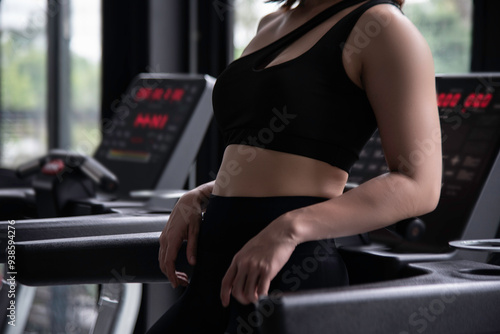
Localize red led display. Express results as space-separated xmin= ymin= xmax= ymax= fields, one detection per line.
xmin=463 ymin=93 xmax=493 ymax=109
xmin=134 ymin=87 xmax=185 ymax=102
xmin=437 ymin=92 xmax=493 ymax=109
xmin=152 ymin=88 xmax=164 ymax=100
xmin=437 ymin=93 xmax=462 ymax=108
xmin=133 ymin=113 xmax=169 ymax=129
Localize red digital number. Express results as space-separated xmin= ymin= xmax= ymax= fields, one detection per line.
xmin=450 ymin=93 xmax=461 ymax=107
xmin=437 ymin=92 xmax=461 ymax=108
xmin=437 ymin=93 xmax=445 ymax=107
xmin=480 ymin=93 xmax=493 ymax=108
xmin=133 ymin=113 xmax=169 ymax=129
xmin=464 ymin=93 xmax=474 ymax=108
xmin=464 ymin=93 xmax=493 ymax=109
xmin=152 ymin=88 xmax=164 ymax=100
xmin=135 ymin=87 xmax=152 ymax=101
xmin=171 ymin=88 xmax=185 ymax=102
xmin=473 ymin=93 xmax=484 ymax=108
xmin=163 ymin=88 xmax=172 ymax=100
xmin=134 ymin=87 xmax=185 ymax=102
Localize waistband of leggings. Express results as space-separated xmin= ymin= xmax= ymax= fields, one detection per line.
xmin=202 ymin=194 xmax=337 ymax=252
xmin=205 ymin=194 xmax=328 ymax=217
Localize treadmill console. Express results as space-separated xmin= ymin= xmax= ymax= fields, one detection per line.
xmin=95 ymin=74 xmax=215 ymax=198
xmin=348 ymin=74 xmax=500 ymax=253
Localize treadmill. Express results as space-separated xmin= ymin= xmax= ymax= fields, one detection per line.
xmin=0 ymin=73 xmax=215 ymax=334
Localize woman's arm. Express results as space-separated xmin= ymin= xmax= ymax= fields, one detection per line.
xmin=283 ymin=4 xmax=442 ymax=243
xmin=158 ymin=180 xmax=214 ymax=288
xmin=221 ymin=5 xmax=442 ymax=306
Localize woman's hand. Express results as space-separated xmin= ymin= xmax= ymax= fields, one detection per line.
xmin=220 ymin=216 xmax=297 ymax=306
xmin=158 ymin=183 xmax=213 ymax=288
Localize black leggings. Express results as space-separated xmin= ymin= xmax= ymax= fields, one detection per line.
xmin=146 ymin=195 xmax=349 ymax=334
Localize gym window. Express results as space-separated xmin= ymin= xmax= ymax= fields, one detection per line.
xmin=233 ymin=0 xmax=473 ymax=73
xmin=0 ymin=0 xmax=102 ymax=168
xmin=403 ymin=0 xmax=472 ymax=73
xmin=0 ymin=0 xmax=48 ymax=168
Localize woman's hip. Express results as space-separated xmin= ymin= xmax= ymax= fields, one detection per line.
xmin=196 ymin=194 xmax=349 ymax=289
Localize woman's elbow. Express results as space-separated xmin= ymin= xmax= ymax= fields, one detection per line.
xmin=416 ymin=179 xmax=442 ymax=216
xmin=408 ymin=156 xmax=442 ymax=216
xmin=424 ymin=185 xmax=441 ymax=213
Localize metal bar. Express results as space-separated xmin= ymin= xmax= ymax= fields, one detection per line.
xmin=47 ymin=0 xmax=70 ymax=150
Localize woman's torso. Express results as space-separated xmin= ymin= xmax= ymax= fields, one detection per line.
xmin=213 ymin=0 xmax=375 ymax=198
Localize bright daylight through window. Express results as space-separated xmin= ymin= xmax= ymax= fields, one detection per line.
xmin=233 ymin=0 xmax=472 ymax=73
xmin=0 ymin=0 xmax=102 ymax=168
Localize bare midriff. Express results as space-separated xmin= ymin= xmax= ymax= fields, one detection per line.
xmin=212 ymin=144 xmax=348 ymax=198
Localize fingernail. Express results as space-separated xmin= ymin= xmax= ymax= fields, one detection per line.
xmin=190 ymin=256 xmax=196 ymax=263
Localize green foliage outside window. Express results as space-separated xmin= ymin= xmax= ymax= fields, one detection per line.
xmin=0 ymin=1 xmax=101 ymax=167
xmin=404 ymin=0 xmax=472 ymax=73
xmin=234 ymin=0 xmax=473 ymax=73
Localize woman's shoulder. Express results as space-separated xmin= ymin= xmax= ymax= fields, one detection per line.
xmin=353 ymin=2 xmax=429 ymax=58
xmin=355 ymin=3 xmax=418 ymax=41
xmin=256 ymin=8 xmax=286 ymax=33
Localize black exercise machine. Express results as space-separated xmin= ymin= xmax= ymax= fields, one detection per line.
xmin=0 ymin=73 xmax=215 ymax=333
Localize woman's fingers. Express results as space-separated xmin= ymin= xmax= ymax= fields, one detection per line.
xmin=220 ymin=263 xmax=237 ymax=307
xmin=231 ymin=266 xmax=248 ymax=304
xmin=176 ymin=271 xmax=189 ymax=287
xmin=157 ymin=188 xmax=207 ymax=290
xmin=219 ymin=239 xmax=296 ymax=306
xmin=163 ymin=238 xmax=182 ymax=288
xmin=256 ymin=272 xmax=271 ymax=299
xmin=243 ymin=266 xmax=261 ymax=303
xmin=221 ymin=259 xmax=271 ymax=306
xmin=186 ymin=220 xmax=200 ymax=266
xmin=158 ymin=231 xmax=169 ymax=275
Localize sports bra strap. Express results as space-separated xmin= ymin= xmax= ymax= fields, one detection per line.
xmin=255 ymin=0 xmax=397 ymax=69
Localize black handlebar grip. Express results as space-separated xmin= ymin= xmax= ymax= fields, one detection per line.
xmin=16 ymin=150 xmax=119 ymax=193
xmin=16 ymin=157 xmax=43 ymax=179
xmin=80 ymin=156 xmax=119 ymax=193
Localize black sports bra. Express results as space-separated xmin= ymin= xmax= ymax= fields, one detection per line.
xmin=212 ymin=0 xmax=399 ymax=173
